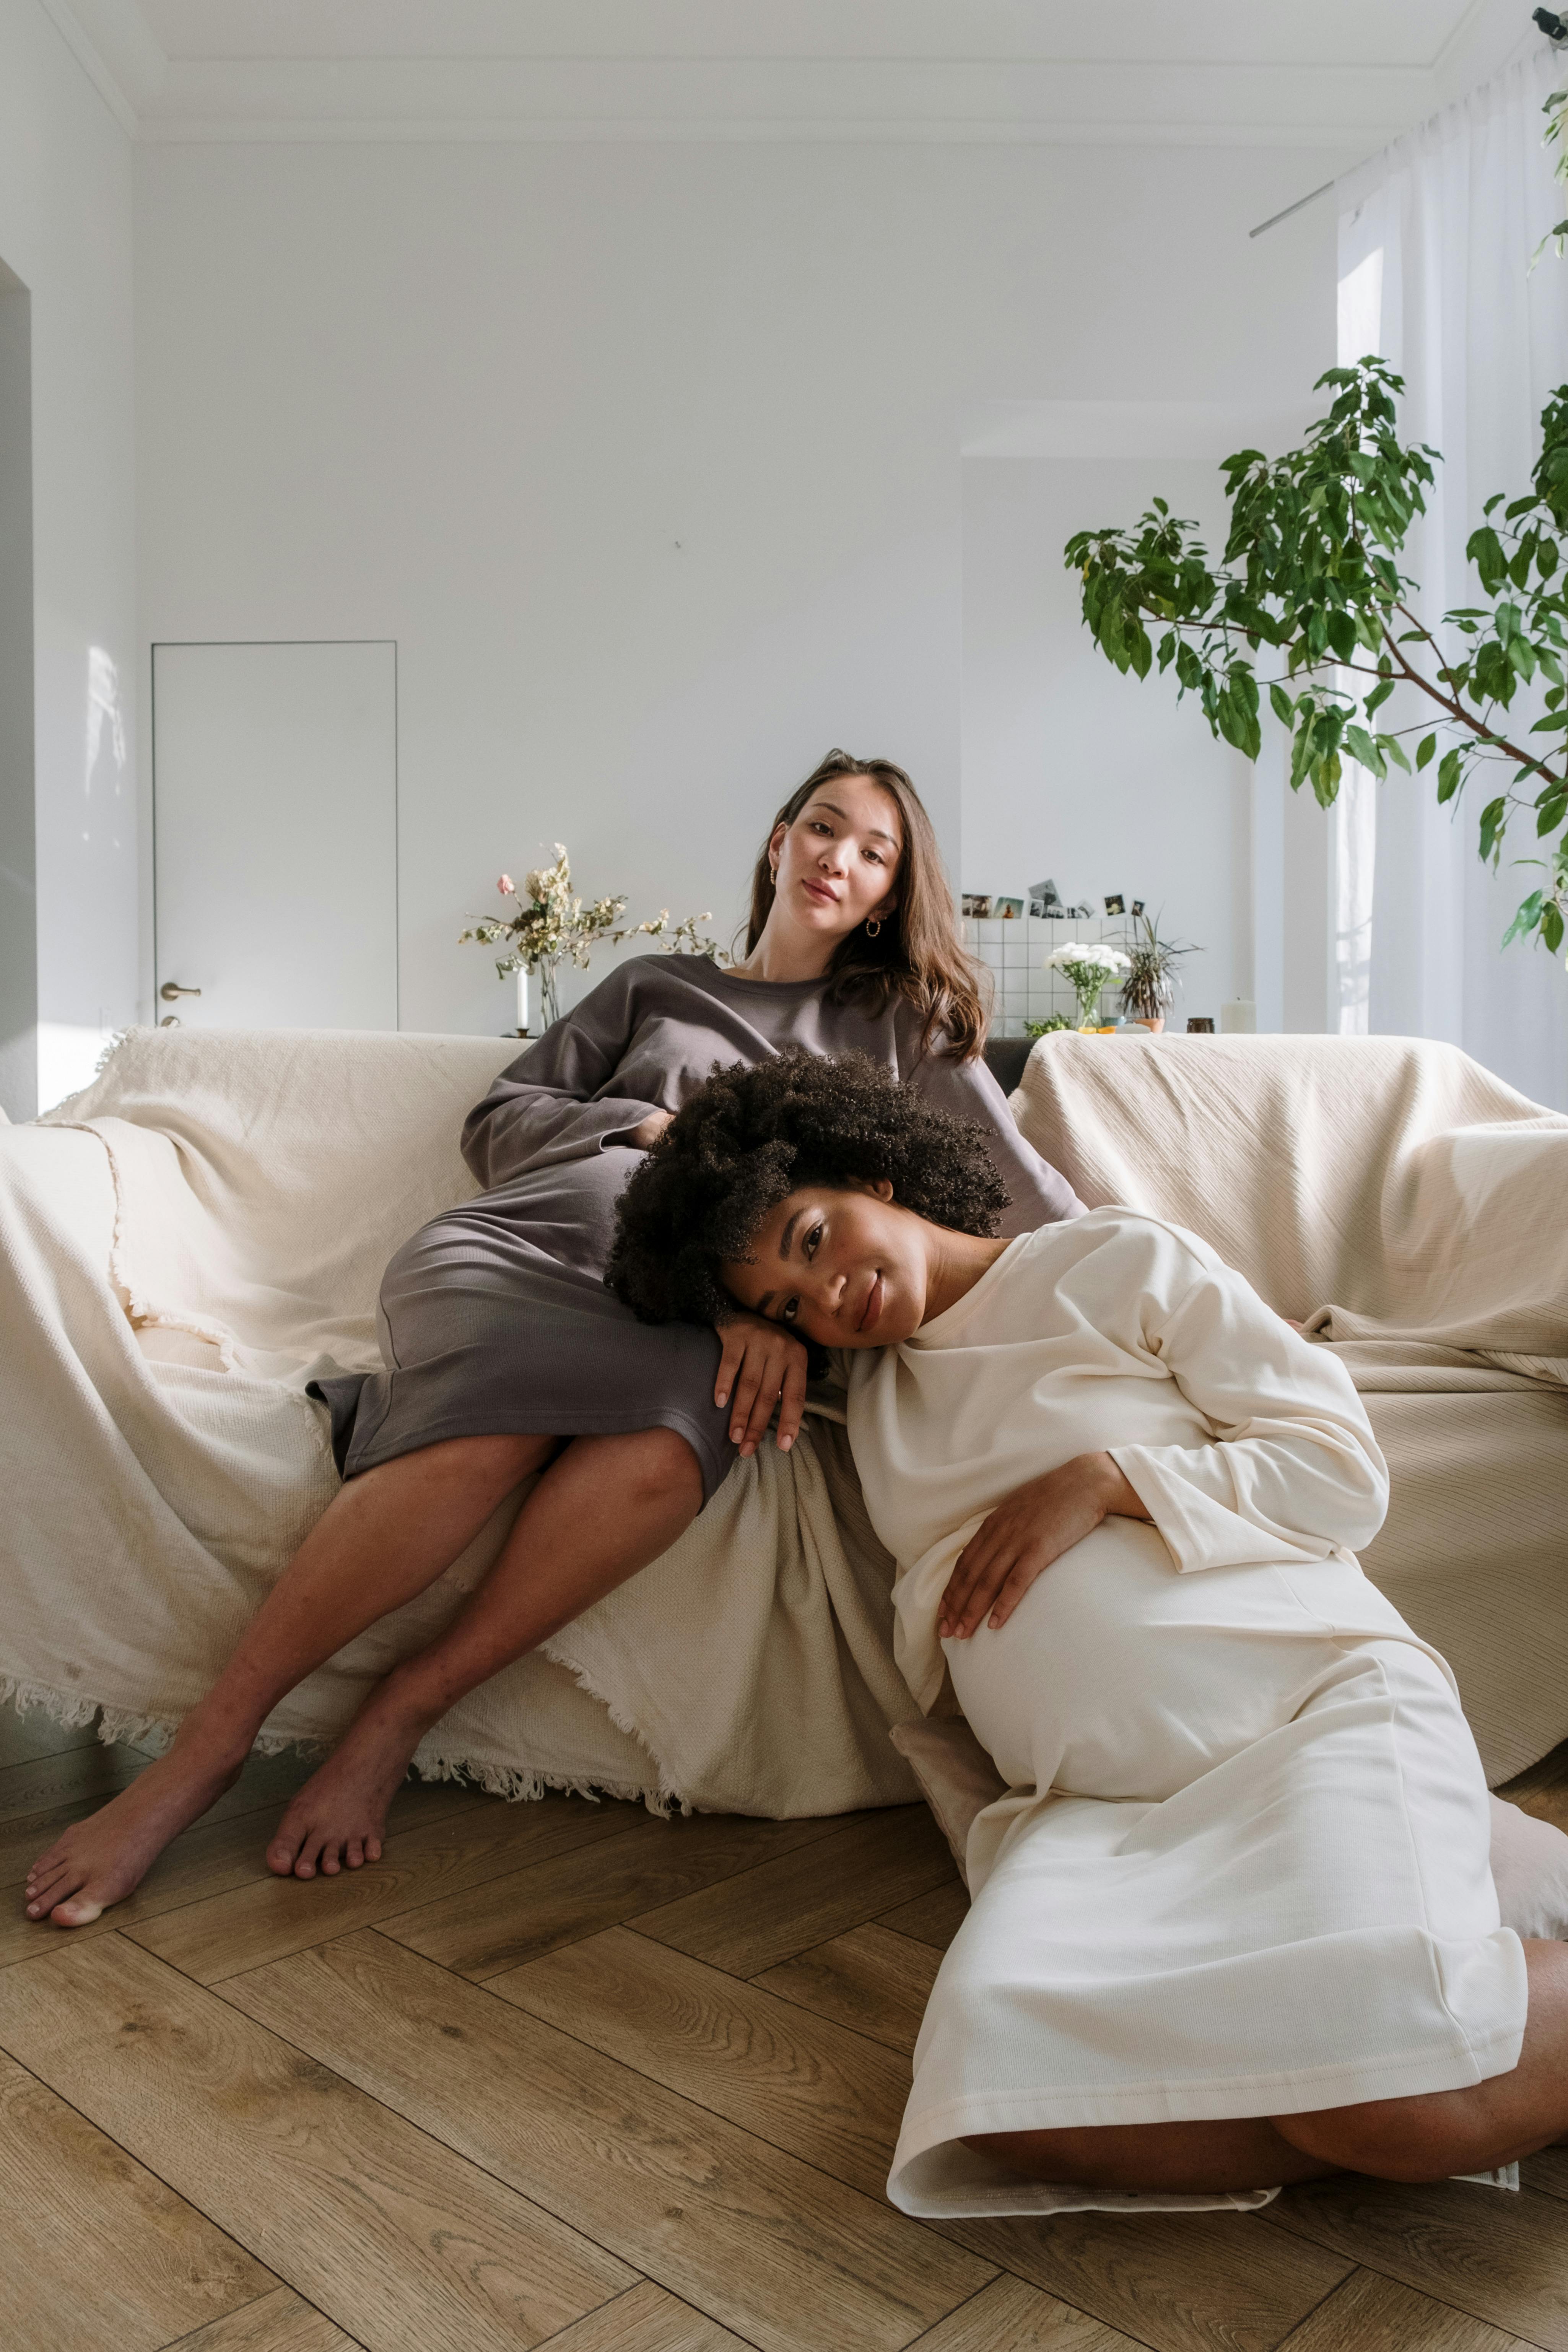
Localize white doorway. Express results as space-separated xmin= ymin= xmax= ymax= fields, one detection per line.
xmin=152 ymin=641 xmax=398 ymax=1031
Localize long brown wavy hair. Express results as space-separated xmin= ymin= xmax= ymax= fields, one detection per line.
xmin=742 ymin=749 xmax=989 ymax=1061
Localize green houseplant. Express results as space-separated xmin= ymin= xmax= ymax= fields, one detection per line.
xmin=1118 ymin=910 xmax=1194 ymax=1031
xmin=1065 ymin=360 xmax=1568 ymax=964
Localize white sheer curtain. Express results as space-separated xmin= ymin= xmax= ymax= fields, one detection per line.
xmin=1335 ymin=44 xmax=1568 ymax=1109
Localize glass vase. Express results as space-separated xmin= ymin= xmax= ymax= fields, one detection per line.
xmin=1073 ymin=979 xmax=1106 ymax=1030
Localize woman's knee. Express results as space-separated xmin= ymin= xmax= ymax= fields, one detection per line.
xmin=578 ymin=1425 xmax=704 ymax=1510
xmin=1274 ymin=2096 xmax=1477 ymax=2183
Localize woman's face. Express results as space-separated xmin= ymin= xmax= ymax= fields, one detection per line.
xmin=721 ymin=1181 xmax=932 ymax=1349
xmin=766 ymin=776 xmax=902 ymax=947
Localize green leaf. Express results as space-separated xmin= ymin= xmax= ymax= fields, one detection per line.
xmin=1536 ymin=793 xmax=1568 ymax=836
xmin=1378 ymin=733 xmax=1412 ymax=773
xmin=1363 ymin=677 xmax=1396 ymax=717
xmin=1437 ymin=748 xmax=1465 ymax=804
xmin=1502 ymin=889 xmax=1545 ymax=945
xmin=1325 ymin=609 xmax=1357 ymax=663
xmin=1467 ymin=524 xmax=1508 ymax=594
xmin=1415 ymin=732 xmax=1437 ymax=769
xmin=1479 ymin=796 xmax=1509 ymax=861
xmin=1343 ymin=725 xmax=1387 ymax=778
xmin=1269 ymin=681 xmax=1295 ymax=727
xmin=1546 ymin=902 xmax=1566 ymax=955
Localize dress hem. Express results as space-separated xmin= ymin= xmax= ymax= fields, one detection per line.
xmin=887 ymin=2005 xmax=1527 ymax=2218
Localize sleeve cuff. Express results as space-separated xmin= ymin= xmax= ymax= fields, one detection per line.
xmin=1109 ymin=1443 xmax=1328 ymax=1575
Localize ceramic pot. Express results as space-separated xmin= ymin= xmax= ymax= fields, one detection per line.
xmin=1131 ymin=1015 xmax=1165 ymax=1033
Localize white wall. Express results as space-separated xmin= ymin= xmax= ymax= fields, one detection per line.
xmin=962 ymin=455 xmax=1256 ymax=1028
xmin=135 ymin=137 xmax=1340 ymax=1038
xmin=0 ymin=0 xmax=138 ymax=1113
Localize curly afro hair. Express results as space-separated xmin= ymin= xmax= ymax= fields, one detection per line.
xmin=605 ymin=1049 xmax=1010 ymax=1335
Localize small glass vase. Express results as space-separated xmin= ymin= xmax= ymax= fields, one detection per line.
xmin=1073 ymin=981 xmax=1106 ymax=1030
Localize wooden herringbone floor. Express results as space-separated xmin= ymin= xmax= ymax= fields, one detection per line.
xmin=2 ymin=1705 xmax=1566 ymax=2352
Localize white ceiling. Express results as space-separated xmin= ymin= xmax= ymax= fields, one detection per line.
xmin=40 ymin=0 xmax=1549 ymax=145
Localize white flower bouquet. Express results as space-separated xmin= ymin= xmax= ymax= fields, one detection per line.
xmin=1042 ymin=940 xmax=1131 ymax=1030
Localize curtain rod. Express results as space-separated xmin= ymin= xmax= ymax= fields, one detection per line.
xmin=1248 ymin=10 xmax=1565 ymax=237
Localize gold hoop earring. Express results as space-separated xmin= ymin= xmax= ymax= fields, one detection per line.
xmin=865 ymin=917 xmax=882 ymax=938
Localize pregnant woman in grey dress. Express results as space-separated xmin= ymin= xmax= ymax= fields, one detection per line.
xmin=26 ymin=750 xmax=1080 ymax=1929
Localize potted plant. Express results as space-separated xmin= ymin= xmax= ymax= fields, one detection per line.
xmin=1118 ymin=911 xmax=1194 ymax=1032
xmin=1041 ymin=940 xmax=1131 ymax=1031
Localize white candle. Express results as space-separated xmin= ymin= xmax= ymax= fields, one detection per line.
xmin=516 ymin=966 xmax=530 ymax=1036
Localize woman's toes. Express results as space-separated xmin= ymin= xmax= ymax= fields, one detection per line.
xmin=49 ymin=1892 xmax=106 ymax=1928
xmin=292 ymin=1829 xmax=329 ymax=1880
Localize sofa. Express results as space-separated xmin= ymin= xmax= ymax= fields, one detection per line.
xmin=1 ymin=1022 xmax=1563 ymax=1809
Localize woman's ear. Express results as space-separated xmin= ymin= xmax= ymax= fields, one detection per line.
xmin=767 ymin=819 xmax=788 ymax=878
xmin=873 ymin=1178 xmax=895 ymax=1202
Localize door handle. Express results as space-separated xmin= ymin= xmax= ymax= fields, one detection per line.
xmin=159 ymin=981 xmax=202 ymax=1001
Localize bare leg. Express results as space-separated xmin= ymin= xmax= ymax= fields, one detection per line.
xmin=966 ymin=1940 xmax=1568 ymax=2198
xmin=264 ymin=1424 xmax=703 ymax=1878
xmin=1275 ymin=1938 xmax=1568 ymax=2180
xmin=967 ymin=2119 xmax=1337 ymax=2196
xmin=24 ymin=1430 xmax=554 ymax=1926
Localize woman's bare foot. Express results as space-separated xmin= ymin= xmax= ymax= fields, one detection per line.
xmin=24 ymin=1744 xmax=243 ymax=1928
xmin=265 ymin=1685 xmax=428 ymax=1879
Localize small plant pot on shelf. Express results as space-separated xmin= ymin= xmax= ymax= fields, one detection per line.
xmin=1130 ymin=1016 xmax=1165 ymax=1033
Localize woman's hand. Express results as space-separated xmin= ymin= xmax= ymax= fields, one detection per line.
xmin=627 ymin=1108 xmax=675 ymax=1151
xmin=714 ymin=1312 xmax=810 ymax=1458
xmin=937 ymin=1452 xmax=1151 ymax=1639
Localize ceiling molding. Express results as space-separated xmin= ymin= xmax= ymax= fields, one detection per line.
xmin=130 ymin=56 xmax=1433 ymax=146
xmin=39 ymin=0 xmax=1553 ymax=148
xmin=34 ymin=0 xmax=141 ymax=135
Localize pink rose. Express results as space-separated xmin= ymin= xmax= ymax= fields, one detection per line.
xmin=497 ymin=873 xmax=515 ymax=895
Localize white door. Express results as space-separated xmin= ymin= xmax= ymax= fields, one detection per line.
xmin=153 ymin=641 xmax=397 ymax=1030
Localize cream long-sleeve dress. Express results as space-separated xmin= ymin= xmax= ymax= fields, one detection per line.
xmin=847 ymin=1210 xmax=1527 ymax=2220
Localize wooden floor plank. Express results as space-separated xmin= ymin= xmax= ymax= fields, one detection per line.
xmin=380 ymin=1810 xmax=855 ymax=1982
xmin=163 ymin=2285 xmax=364 ymax=2352
xmin=1265 ymin=2174 xmax=1568 ymax=2349
xmin=906 ymin=2273 xmax=1149 ymax=2351
xmin=943 ymin=2209 xmax=1353 ymax=2352
xmin=223 ymin=1927 xmax=994 ymax=2352
xmin=0 ymin=1701 xmax=102 ymax=1770
xmin=124 ymin=1789 xmax=642 ymax=1983
xmin=753 ymin=1924 xmax=942 ymax=2057
xmin=490 ymin=1923 xmax=910 ymax=2199
xmin=633 ymin=1807 xmax=958 ymax=1977
xmin=1272 ymin=2264 xmax=1535 ymax=2351
xmin=1522 ymin=2144 xmax=1568 ymax=2204
xmin=872 ymin=1880 xmax=971 ymax=1953
xmin=0 ymin=1731 xmax=155 ymax=1827
xmin=0 ymin=2045 xmax=275 ymax=2352
xmin=0 ymin=1933 xmax=636 ymax=2352
xmin=533 ymin=2279 xmax=755 ymax=2351
xmin=0 ymin=1776 xmax=489 ymax=1971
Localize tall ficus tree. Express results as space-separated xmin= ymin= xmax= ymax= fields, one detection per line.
xmin=1065 ymin=88 xmax=1568 ymax=965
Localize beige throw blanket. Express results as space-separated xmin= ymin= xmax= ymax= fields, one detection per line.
xmin=3 ymin=1023 xmax=1563 ymax=1807
xmin=3 ymin=1027 xmax=919 ymax=1815
xmin=1013 ymin=1033 xmax=1568 ymax=1784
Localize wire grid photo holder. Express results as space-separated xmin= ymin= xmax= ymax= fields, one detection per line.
xmin=964 ymin=913 xmax=1133 ymax=1036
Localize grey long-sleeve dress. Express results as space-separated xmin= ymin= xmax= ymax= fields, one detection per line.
xmin=311 ymin=953 xmax=1083 ymax=1500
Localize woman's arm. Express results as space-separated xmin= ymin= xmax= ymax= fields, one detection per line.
xmin=1106 ymin=1239 xmax=1390 ymax=1573
xmin=461 ymin=965 xmax=669 ymax=1188
xmin=938 ymin=1221 xmax=1389 ymax=1637
xmin=904 ymin=1031 xmax=1083 ymax=1233
xmin=939 ymin=1453 xmax=1150 ymax=1637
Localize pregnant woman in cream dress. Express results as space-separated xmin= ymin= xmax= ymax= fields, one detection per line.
xmin=607 ymin=1053 xmax=1568 ymax=2213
